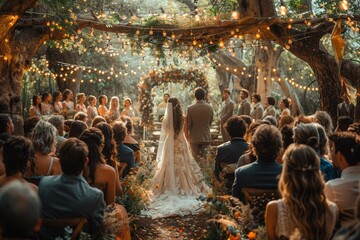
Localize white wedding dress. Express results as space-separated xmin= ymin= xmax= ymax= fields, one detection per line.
xmin=142 ymin=103 xmax=211 ymax=218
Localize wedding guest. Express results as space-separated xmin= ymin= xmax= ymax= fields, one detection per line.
xmin=120 ymin=115 xmax=141 ymax=164
xmin=74 ymin=111 xmax=88 ymax=123
xmin=337 ymin=93 xmax=355 ymax=119
xmin=279 ymin=97 xmax=290 ymax=118
xmin=109 ymin=96 xmax=120 ymax=122
xmin=79 ymin=128 xmax=130 ymax=239
xmin=277 ymin=124 xmax=294 ymax=163
xmin=28 ymin=120 xmax=62 ymax=177
xmin=293 ymin=123 xmax=337 ymax=181
xmin=262 ymin=96 xmax=277 ymax=119
xmin=294 ymin=114 xmax=313 ymax=126
xmin=266 ymin=144 xmax=338 ymax=240
xmin=0 ymin=114 xmax=14 ymax=176
xmin=75 ymin=93 xmax=87 ymax=113
xmin=95 ymin=122 xmax=122 ymax=195
xmin=87 ymin=95 xmax=98 ymax=125
xmin=29 ymin=95 xmax=42 ymax=118
xmin=112 ymin=121 xmax=135 ymax=178
xmin=237 ymin=89 xmax=251 ymax=116
xmin=157 ymin=93 xmax=170 ymax=120
xmin=63 ymin=119 xmax=74 ymax=138
xmin=39 ymin=138 xmax=106 ymax=238
xmin=62 ymin=89 xmax=74 ymax=111
xmin=23 ymin=116 xmax=40 ymax=138
xmin=250 ymin=93 xmax=264 ymax=120
xmin=91 ymin=115 xmax=106 ymax=127
xmin=325 ymin=132 xmax=360 ymax=226
xmin=263 ymin=115 xmax=278 ymax=127
xmin=312 ymin=110 xmax=334 ymax=136
xmin=68 ymin=120 xmax=87 ymax=139
xmin=348 ymin=122 xmax=360 ymax=135
xmin=278 ymin=115 xmax=294 ymax=129
xmin=0 ymin=181 xmax=42 ymax=239
xmin=0 ymin=136 xmax=37 ymax=192
xmin=187 ymin=87 xmax=213 ymax=163
xmin=121 ymin=98 xmax=135 ymax=118
xmin=335 ymin=115 xmax=353 ymax=132
xmin=98 ymin=95 xmax=109 ymax=117
xmin=52 ymin=91 xmax=63 ymax=114
xmin=47 ymin=115 xmax=66 ymax=154
xmin=333 ymin=196 xmax=360 ymax=240
xmin=41 ymin=92 xmax=53 ymax=116
xmin=214 ymin=116 xmax=248 ymax=193
xmin=232 ymin=125 xmax=282 ymax=202
xmin=219 ymin=88 xmax=235 ymax=142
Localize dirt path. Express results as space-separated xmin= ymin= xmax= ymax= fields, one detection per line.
xmin=132 ymin=212 xmax=211 ymax=240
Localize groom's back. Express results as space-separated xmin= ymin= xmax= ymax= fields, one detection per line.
xmin=187 ymin=101 xmax=213 ymax=143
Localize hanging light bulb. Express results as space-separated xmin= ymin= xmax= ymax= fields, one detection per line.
xmin=149 ymin=28 xmax=153 ymax=35
xmin=340 ymin=0 xmax=349 ymax=11
xmin=279 ymin=0 xmax=288 ymax=16
xmin=231 ymin=5 xmax=239 ymax=20
xmin=218 ymin=39 xmax=225 ymax=48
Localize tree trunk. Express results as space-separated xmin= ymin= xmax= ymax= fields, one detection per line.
xmin=46 ymin=48 xmax=82 ymax=101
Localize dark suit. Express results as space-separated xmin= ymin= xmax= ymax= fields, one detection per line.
xmin=117 ymin=143 xmax=135 ymax=178
xmin=39 ymin=174 xmax=106 ymax=238
xmin=214 ymin=138 xmax=248 ymax=192
xmin=219 ymin=99 xmax=235 ymax=142
xmin=187 ymin=100 xmax=214 ymax=160
xmin=337 ymin=102 xmax=355 ymax=119
xmin=232 ymin=159 xmax=282 ymax=202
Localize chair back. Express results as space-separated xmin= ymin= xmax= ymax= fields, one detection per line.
xmin=42 ymin=217 xmax=87 ymax=240
xmin=242 ymin=187 xmax=280 ymax=226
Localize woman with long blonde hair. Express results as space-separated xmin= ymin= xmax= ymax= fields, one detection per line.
xmin=265 ymin=144 xmax=338 ymax=240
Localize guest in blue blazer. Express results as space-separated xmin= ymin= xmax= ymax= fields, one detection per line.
xmin=232 ymin=125 xmax=283 ymax=202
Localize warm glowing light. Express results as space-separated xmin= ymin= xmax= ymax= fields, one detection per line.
xmin=340 ymin=0 xmax=349 ymax=11
xmin=149 ymin=28 xmax=153 ymax=35
xmin=136 ymin=29 xmax=140 ymax=35
xmin=255 ymin=33 xmax=261 ymax=39
xmin=219 ymin=40 xmax=225 ymax=48
xmin=280 ymin=5 xmax=288 ymax=16
xmin=231 ymin=10 xmax=239 ymax=20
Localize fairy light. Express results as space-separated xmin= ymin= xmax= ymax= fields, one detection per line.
xmin=279 ymin=0 xmax=288 ymax=16
xmin=340 ymin=0 xmax=349 ymax=11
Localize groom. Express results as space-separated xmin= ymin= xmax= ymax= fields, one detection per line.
xmin=186 ymin=87 xmax=214 ymax=165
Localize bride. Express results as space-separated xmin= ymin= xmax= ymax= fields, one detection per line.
xmin=144 ymin=97 xmax=211 ymax=218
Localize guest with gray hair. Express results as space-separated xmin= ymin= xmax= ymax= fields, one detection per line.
xmin=312 ymin=111 xmax=334 ymax=137
xmin=28 ymin=120 xmax=62 ymax=177
xmin=293 ymin=123 xmax=338 ymax=181
xmin=48 ymin=115 xmax=66 ymax=154
xmin=0 ymin=181 xmax=41 ymax=239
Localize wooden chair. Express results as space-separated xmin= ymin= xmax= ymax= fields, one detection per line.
xmin=242 ymin=187 xmax=280 ymax=226
xmin=41 ymin=217 xmax=87 ymax=240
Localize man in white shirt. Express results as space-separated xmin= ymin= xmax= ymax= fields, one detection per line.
xmin=325 ymin=132 xmax=360 ymax=226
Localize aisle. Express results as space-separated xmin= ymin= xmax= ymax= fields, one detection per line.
xmin=132 ymin=212 xmax=211 ymax=239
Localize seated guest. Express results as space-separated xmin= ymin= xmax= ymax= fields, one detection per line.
xmin=95 ymin=122 xmax=122 ymax=195
xmin=335 ymin=115 xmax=353 ymax=132
xmin=39 ymin=138 xmax=106 ymax=238
xmin=112 ymin=121 xmax=135 ymax=178
xmin=232 ymin=125 xmax=282 ymax=202
xmin=0 ymin=114 xmax=14 ymax=176
xmin=214 ymin=116 xmax=248 ymax=192
xmin=23 ymin=116 xmax=40 ymax=138
xmin=28 ymin=121 xmax=62 ymax=177
xmin=91 ymin=115 xmax=106 ymax=127
xmin=120 ymin=115 xmax=141 ymax=164
xmin=325 ymin=132 xmax=360 ymax=226
xmin=48 ymin=115 xmax=66 ymax=154
xmin=293 ymin=123 xmax=337 ymax=181
xmin=80 ymin=128 xmax=130 ymax=239
xmin=0 ymin=181 xmax=41 ymax=239
xmin=63 ymin=119 xmax=74 ymax=138
xmin=277 ymin=124 xmax=294 ymax=163
xmin=68 ymin=120 xmax=87 ymax=139
xmin=266 ymin=144 xmax=338 ymax=240
xmin=333 ymin=196 xmax=360 ymax=240
xmin=278 ymin=115 xmax=294 ymax=129
xmin=74 ymin=111 xmax=88 ymax=123
xmin=312 ymin=110 xmax=334 ymax=137
xmin=0 ymin=136 xmax=37 ymax=192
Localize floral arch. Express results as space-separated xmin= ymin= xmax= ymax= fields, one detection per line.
xmin=138 ymin=68 xmax=209 ymax=126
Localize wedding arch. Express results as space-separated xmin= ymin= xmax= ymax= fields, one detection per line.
xmin=138 ymin=68 xmax=209 ymax=125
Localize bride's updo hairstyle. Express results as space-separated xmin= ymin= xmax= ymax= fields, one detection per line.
xmin=168 ymin=97 xmax=183 ymax=137
xmin=280 ymin=144 xmax=331 ymax=240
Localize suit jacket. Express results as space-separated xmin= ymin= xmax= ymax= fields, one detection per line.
xmin=250 ymin=102 xmax=264 ymax=120
xmin=262 ymin=105 xmax=277 ymax=119
xmin=214 ymin=138 xmax=249 ymax=179
xmin=237 ymin=98 xmax=251 ymax=116
xmin=337 ymin=102 xmax=355 ymax=119
xmin=232 ymin=159 xmax=282 ymax=202
xmin=117 ymin=143 xmax=135 ymax=178
xmin=39 ymin=174 xmax=106 ymax=238
xmin=220 ymin=99 xmax=235 ymax=124
xmin=187 ymin=100 xmax=214 ymax=143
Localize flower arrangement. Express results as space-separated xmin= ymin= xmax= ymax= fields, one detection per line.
xmin=138 ymin=68 xmax=209 ymax=126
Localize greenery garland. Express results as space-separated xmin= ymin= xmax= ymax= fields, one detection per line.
xmin=138 ymin=68 xmax=209 ymax=126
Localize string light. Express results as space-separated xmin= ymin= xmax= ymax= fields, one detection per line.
xmin=279 ymin=0 xmax=288 ymax=16
xmin=340 ymin=0 xmax=349 ymax=11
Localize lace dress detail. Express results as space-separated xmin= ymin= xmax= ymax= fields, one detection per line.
xmin=276 ymin=199 xmax=337 ymax=239
xmin=143 ymin=109 xmax=211 ymax=218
